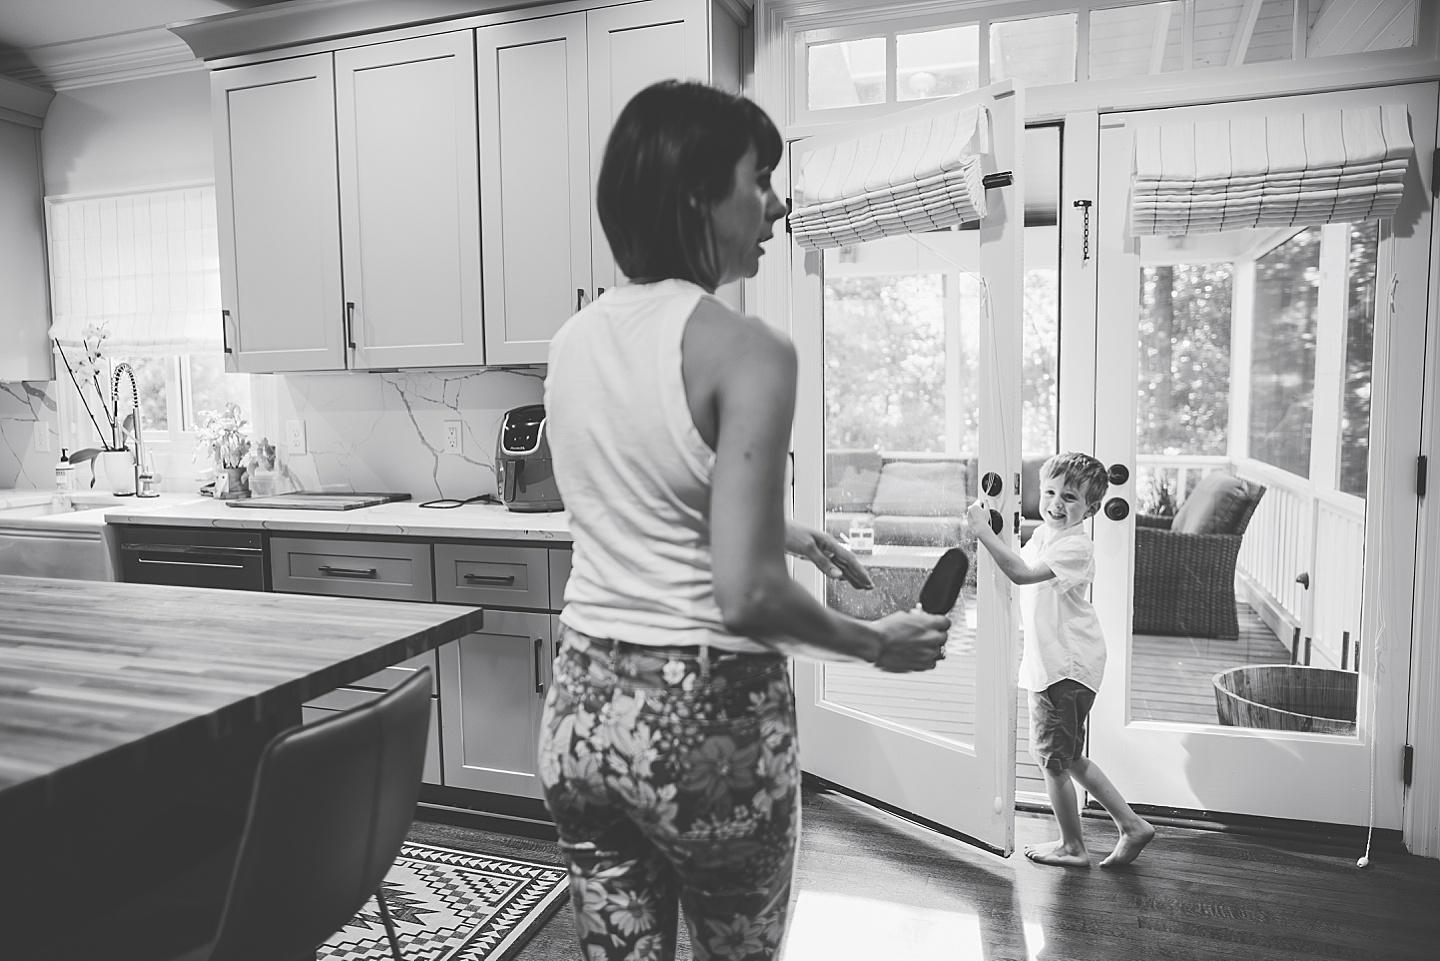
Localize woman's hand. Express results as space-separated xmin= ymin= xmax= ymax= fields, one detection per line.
xmin=784 ymin=522 xmax=874 ymax=590
xmin=869 ymin=610 xmax=951 ymax=673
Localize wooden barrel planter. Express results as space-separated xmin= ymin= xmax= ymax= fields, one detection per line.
xmin=1212 ymin=665 xmax=1358 ymax=734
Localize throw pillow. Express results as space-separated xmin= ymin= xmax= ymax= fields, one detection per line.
xmin=825 ymin=450 xmax=884 ymax=512
xmin=870 ymin=460 xmax=968 ymax=517
xmin=1171 ymin=470 xmax=1259 ymax=535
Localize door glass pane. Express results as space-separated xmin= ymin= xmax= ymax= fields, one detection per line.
xmin=1130 ymin=228 xmax=1368 ymax=737
xmin=820 ymin=234 xmax=981 ymax=748
xmin=807 ymin=37 xmax=886 ymax=110
xmin=896 ymin=25 xmax=979 ymax=101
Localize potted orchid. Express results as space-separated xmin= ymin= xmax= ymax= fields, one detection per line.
xmin=194 ymin=403 xmax=252 ymax=497
xmin=56 ymin=324 xmax=138 ymax=491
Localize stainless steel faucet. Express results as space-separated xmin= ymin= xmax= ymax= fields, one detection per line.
xmin=111 ymin=363 xmax=158 ymax=498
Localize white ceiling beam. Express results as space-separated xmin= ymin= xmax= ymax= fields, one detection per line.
xmin=1228 ymin=0 xmax=1264 ymax=66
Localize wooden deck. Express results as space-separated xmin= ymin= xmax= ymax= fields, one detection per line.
xmin=820 ymin=595 xmax=1293 ymax=797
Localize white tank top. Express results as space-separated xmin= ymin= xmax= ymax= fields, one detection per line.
xmin=543 ymin=279 xmax=770 ymax=653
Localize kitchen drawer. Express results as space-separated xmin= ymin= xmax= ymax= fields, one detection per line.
xmin=548 ymin=548 xmax=570 ymax=611
xmin=350 ymin=649 xmax=437 ymax=691
xmin=302 ymin=687 xmax=442 ymax=785
xmin=435 ymin=542 xmax=548 ymax=609
xmin=271 ymin=536 xmax=433 ymax=601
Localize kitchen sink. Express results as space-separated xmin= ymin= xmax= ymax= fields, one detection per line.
xmin=0 ymin=491 xmax=119 ymax=580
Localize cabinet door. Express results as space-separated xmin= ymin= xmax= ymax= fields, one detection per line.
xmin=336 ymin=31 xmax=485 ymax=369
xmin=439 ymin=609 xmax=553 ymax=798
xmin=477 ymin=13 xmax=591 ymax=365
xmin=586 ymin=0 xmax=710 ymax=293
xmin=0 ymin=119 xmax=50 ymax=382
xmin=213 ymin=54 xmax=346 ymax=372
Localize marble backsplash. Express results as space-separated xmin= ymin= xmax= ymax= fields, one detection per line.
xmin=248 ymin=366 xmax=545 ymax=501
xmin=0 ymin=382 xmax=58 ymax=490
xmin=0 ymin=368 xmax=544 ymax=500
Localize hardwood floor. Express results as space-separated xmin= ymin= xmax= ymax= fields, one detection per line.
xmin=414 ymin=781 xmax=1440 ymax=961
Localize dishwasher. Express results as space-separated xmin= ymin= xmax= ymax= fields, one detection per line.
xmin=115 ymin=525 xmax=268 ymax=591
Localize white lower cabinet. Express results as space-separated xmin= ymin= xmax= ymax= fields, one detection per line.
xmin=438 ymin=609 xmax=554 ymax=799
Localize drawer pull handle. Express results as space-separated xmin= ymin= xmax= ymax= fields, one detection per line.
xmin=318 ymin=565 xmax=378 ymax=579
xmin=463 ymin=573 xmax=516 ymax=587
xmin=534 ymin=637 xmax=544 ymax=695
xmin=138 ymin=557 xmax=246 ymax=571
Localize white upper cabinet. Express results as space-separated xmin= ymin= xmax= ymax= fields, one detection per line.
xmin=478 ymin=0 xmax=736 ymax=365
xmin=210 ymin=1 xmax=744 ymax=371
xmin=213 ymin=54 xmax=346 ymax=373
xmin=477 ymin=13 xmax=593 ymax=367
xmin=336 ymin=32 xmax=484 ymax=369
xmin=585 ymin=0 xmax=712 ymax=296
xmin=0 ymin=116 xmax=51 ymax=382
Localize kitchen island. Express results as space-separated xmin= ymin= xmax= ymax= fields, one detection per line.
xmin=0 ymin=573 xmax=485 ymax=943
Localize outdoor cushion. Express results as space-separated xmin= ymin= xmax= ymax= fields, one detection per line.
xmin=1171 ymin=470 xmax=1259 ymax=535
xmin=825 ymin=450 xmax=884 ymax=512
xmin=873 ymin=515 xmax=966 ymax=546
xmin=870 ymin=460 xmax=968 ymax=517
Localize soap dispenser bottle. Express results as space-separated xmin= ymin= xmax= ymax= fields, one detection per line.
xmin=55 ymin=448 xmax=75 ymax=492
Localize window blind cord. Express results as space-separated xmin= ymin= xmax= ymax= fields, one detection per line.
xmin=1358 ymin=271 xmax=1400 ymax=870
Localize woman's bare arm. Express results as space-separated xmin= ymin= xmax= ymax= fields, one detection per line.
xmin=686 ymin=299 xmax=947 ymax=670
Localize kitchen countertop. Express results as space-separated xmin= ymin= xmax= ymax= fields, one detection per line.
xmin=102 ymin=494 xmax=573 ymax=542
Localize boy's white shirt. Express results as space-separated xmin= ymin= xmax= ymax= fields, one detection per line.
xmin=1016 ymin=522 xmax=1107 ymax=694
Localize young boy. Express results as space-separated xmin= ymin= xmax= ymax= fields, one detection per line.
xmin=966 ymin=452 xmax=1154 ymax=868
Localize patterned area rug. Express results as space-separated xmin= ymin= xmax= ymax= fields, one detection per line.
xmin=318 ymin=842 xmax=569 ymax=961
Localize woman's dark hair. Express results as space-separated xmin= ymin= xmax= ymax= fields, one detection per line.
xmin=597 ymin=80 xmax=783 ymax=291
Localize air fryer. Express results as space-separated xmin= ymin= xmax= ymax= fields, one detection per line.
xmin=496 ymin=404 xmax=564 ymax=512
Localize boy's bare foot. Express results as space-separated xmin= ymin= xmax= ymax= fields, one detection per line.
xmin=1023 ymin=840 xmax=1090 ymax=867
xmin=1099 ymin=822 xmax=1155 ymax=868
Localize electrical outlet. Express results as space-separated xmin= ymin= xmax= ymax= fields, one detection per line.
xmin=33 ymin=422 xmax=50 ymax=454
xmin=286 ymin=420 xmax=307 ymax=455
xmin=444 ymin=421 xmax=463 ymax=454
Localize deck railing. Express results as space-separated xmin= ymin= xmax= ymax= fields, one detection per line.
xmin=1137 ymin=453 xmax=1365 ymax=669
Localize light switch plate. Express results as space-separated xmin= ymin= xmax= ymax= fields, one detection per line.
xmin=444 ymin=421 xmax=462 ymax=454
xmin=286 ymin=420 xmax=307 ymax=455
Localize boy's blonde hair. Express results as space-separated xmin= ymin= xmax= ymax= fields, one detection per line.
xmin=1041 ymin=452 xmax=1110 ymax=509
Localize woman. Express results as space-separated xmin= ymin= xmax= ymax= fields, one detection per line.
xmin=540 ymin=80 xmax=950 ymax=961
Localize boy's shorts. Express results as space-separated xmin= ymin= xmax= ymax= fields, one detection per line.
xmin=1028 ymin=679 xmax=1097 ymax=771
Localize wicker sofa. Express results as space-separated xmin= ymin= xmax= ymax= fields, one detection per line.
xmin=1133 ymin=469 xmax=1266 ymax=639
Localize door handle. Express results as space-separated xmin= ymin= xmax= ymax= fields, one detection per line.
xmin=534 ymin=637 xmax=545 ymax=695
xmin=1296 ymin=572 xmax=1310 ymax=589
xmin=345 ymin=302 xmax=356 ymax=350
xmin=576 ymin=288 xmax=586 ymax=312
xmin=1103 ymin=497 xmax=1130 ymax=521
xmin=1107 ymin=463 xmax=1129 ymax=486
xmin=221 ymin=309 xmax=233 ymax=354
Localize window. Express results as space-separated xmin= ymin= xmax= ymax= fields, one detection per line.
xmin=896 ymin=25 xmax=979 ymax=101
xmin=990 ymin=14 xmax=1077 ymax=86
xmin=106 ymin=353 xmax=252 ymax=448
xmin=1248 ymin=228 xmax=1321 ymax=477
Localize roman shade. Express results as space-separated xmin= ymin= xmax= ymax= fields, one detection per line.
xmin=1129 ymin=104 xmax=1413 ymax=236
xmin=789 ymin=103 xmax=988 ymax=250
xmin=47 ymin=185 xmax=223 ymax=354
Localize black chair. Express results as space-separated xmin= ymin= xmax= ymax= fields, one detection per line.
xmin=49 ymin=667 xmax=433 ymax=961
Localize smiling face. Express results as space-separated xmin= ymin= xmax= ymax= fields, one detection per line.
xmin=1038 ymin=469 xmax=1100 ymax=531
xmin=706 ymin=145 xmax=787 ymax=288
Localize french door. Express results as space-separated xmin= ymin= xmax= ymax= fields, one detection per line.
xmin=790 ymin=83 xmax=1024 ymax=855
xmin=1087 ymin=82 xmax=1435 ymax=826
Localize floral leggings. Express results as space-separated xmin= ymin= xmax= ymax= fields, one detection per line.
xmin=538 ymin=626 xmax=800 ymax=961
